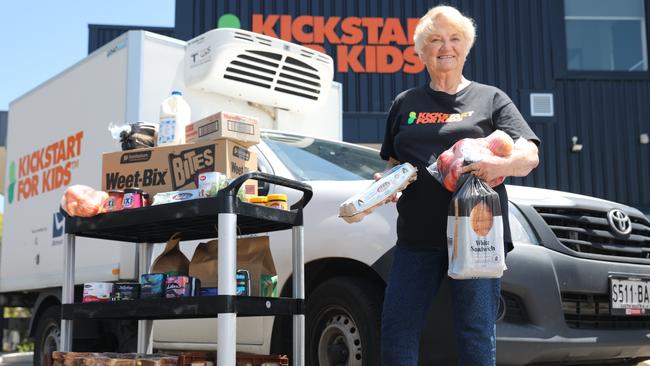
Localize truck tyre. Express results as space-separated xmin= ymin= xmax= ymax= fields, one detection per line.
xmin=34 ymin=305 xmax=61 ymax=366
xmin=306 ymin=277 xmax=383 ymax=366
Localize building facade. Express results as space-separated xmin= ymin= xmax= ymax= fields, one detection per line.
xmin=89 ymin=0 xmax=650 ymax=212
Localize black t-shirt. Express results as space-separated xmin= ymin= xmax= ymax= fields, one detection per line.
xmin=380 ymin=82 xmax=540 ymax=252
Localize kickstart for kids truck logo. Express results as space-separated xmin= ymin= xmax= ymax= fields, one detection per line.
xmin=7 ymin=131 xmax=84 ymax=204
xmin=217 ymin=13 xmax=424 ymax=74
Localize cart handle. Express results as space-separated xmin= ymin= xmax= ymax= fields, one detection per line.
xmin=221 ymin=171 xmax=313 ymax=210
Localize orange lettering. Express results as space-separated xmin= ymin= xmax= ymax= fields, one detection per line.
xmin=366 ymin=46 xmax=377 ymax=73
xmin=362 ymin=18 xmax=384 ymax=44
xmin=376 ymin=46 xmax=403 ymax=73
xmin=341 ymin=17 xmax=363 ymax=44
xmin=252 ymin=14 xmax=279 ymax=38
xmin=337 ymin=45 xmax=365 ymax=72
xmin=292 ymin=15 xmax=314 ymax=43
xmin=280 ymin=15 xmax=292 ymax=41
xmin=403 ymin=46 xmax=424 ymax=74
xmin=379 ymin=18 xmax=407 ymax=45
xmin=314 ymin=16 xmax=341 ymax=44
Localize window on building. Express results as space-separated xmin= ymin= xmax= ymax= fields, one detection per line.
xmin=565 ymin=0 xmax=647 ymax=71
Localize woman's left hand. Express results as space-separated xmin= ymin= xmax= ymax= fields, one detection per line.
xmin=461 ymin=155 xmax=507 ymax=182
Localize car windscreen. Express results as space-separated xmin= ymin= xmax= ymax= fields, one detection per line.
xmin=262 ymin=132 xmax=386 ymax=181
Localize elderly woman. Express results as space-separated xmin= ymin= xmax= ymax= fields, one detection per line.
xmin=379 ymin=5 xmax=540 ymax=366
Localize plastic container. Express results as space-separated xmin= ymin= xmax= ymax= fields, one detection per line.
xmin=267 ymin=194 xmax=288 ymax=210
xmin=158 ymin=90 xmax=191 ymax=146
xmin=123 ymin=188 xmax=144 ymax=209
xmin=105 ymin=190 xmax=124 ymax=212
xmin=248 ymin=196 xmax=268 ymax=206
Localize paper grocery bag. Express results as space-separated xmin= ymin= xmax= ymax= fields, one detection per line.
xmin=189 ymin=236 xmax=277 ymax=295
xmin=151 ymin=233 xmax=190 ymax=275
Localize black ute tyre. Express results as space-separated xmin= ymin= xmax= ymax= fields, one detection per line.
xmin=34 ymin=305 xmax=61 ymax=366
xmin=306 ymin=277 xmax=383 ymax=366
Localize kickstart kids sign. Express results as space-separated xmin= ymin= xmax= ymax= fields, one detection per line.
xmin=221 ymin=13 xmax=425 ymax=74
xmin=7 ymin=131 xmax=84 ymax=204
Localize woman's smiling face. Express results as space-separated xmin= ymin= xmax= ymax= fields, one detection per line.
xmin=419 ymin=17 xmax=469 ymax=76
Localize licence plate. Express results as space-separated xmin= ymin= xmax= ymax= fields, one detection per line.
xmin=609 ymin=275 xmax=650 ymax=315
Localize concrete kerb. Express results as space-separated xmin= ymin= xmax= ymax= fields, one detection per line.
xmin=0 ymin=352 xmax=32 ymax=365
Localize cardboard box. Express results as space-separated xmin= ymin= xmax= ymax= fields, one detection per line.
xmin=102 ymin=140 xmax=258 ymax=196
xmin=185 ymin=111 xmax=260 ymax=146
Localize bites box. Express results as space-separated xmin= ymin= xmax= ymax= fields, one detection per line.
xmin=101 ymin=140 xmax=257 ymax=196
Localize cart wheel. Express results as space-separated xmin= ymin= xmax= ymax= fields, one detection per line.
xmin=306 ymin=277 xmax=382 ymax=366
xmin=34 ymin=305 xmax=61 ymax=366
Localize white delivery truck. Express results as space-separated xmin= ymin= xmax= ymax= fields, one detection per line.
xmin=1 ymin=29 xmax=344 ymax=364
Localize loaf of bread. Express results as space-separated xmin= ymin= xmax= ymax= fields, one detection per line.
xmin=339 ymin=163 xmax=417 ymax=223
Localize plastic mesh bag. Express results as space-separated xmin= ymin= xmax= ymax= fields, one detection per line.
xmin=61 ymin=185 xmax=109 ymax=217
xmin=427 ymin=130 xmax=514 ymax=192
xmin=446 ymin=174 xmax=507 ymax=279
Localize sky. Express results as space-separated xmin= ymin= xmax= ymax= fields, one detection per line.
xmin=0 ymin=0 xmax=175 ymax=213
xmin=0 ymin=0 xmax=176 ymax=111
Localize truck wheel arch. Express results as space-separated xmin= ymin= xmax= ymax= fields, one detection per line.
xmin=270 ymin=257 xmax=386 ymax=356
xmin=28 ymin=290 xmax=61 ymax=338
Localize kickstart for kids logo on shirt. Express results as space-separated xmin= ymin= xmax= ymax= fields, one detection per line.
xmin=407 ymin=111 xmax=475 ymax=124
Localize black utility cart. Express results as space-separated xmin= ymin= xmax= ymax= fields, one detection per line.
xmin=60 ymin=172 xmax=312 ymax=365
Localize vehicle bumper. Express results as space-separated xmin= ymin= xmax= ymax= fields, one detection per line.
xmin=498 ymin=244 xmax=650 ymax=365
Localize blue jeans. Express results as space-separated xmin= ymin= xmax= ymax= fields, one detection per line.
xmin=380 ymin=246 xmax=501 ymax=366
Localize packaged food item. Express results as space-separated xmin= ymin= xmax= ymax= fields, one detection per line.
xmin=261 ymin=273 xmax=278 ymax=297
xmin=111 ymin=283 xmax=141 ymax=301
xmin=105 ymin=190 xmax=124 ymax=212
xmin=101 ymin=140 xmax=257 ymax=196
xmin=236 ymin=269 xmax=251 ymax=296
xmin=185 ymin=111 xmax=260 ymax=146
xmin=123 ymin=188 xmax=144 ymax=209
xmin=140 ymin=274 xmax=167 ymax=298
xmin=339 ymin=163 xmax=417 ymax=223
xmin=198 ymin=172 xmax=228 ymax=197
xmin=446 ymin=174 xmax=507 ymax=279
xmin=267 ymin=194 xmax=288 ymax=210
xmin=164 ymin=276 xmax=200 ymax=298
xmin=249 ymin=196 xmax=268 ymax=206
xmin=158 ymin=90 xmax=191 ymax=146
xmin=199 ymin=287 xmax=218 ymax=296
xmin=142 ymin=192 xmax=150 ymax=207
xmin=61 ymin=185 xmax=109 ymax=217
xmin=427 ymin=130 xmax=514 ymax=192
xmin=152 ymin=189 xmax=200 ymax=205
xmin=83 ymin=282 xmax=113 ymax=303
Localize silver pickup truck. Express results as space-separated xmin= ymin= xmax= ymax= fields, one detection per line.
xmin=254 ymin=130 xmax=650 ymax=366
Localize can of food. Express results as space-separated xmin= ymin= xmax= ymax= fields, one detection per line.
xmin=248 ymin=196 xmax=268 ymax=206
xmin=142 ymin=192 xmax=150 ymax=207
xmin=123 ymin=188 xmax=143 ymax=209
xmin=105 ymin=190 xmax=124 ymax=212
xmin=267 ymin=194 xmax=288 ymax=210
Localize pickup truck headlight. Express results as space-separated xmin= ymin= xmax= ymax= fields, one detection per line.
xmin=508 ymin=202 xmax=540 ymax=245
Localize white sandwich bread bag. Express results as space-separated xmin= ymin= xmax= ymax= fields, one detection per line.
xmin=446 ymin=173 xmax=507 ymax=279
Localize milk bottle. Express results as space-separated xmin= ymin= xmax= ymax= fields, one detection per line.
xmin=158 ymin=90 xmax=191 ymax=146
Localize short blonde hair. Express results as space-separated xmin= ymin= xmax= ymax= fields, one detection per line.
xmin=413 ymin=5 xmax=476 ymax=55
